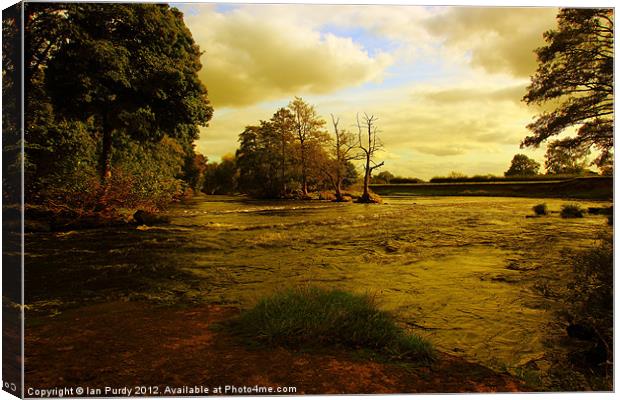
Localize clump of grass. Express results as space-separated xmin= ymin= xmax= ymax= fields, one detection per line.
xmin=561 ymin=203 xmax=585 ymax=218
xmin=532 ymin=203 xmax=548 ymax=216
xmin=232 ymin=286 xmax=434 ymax=362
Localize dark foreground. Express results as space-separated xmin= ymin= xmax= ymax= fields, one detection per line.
xmin=25 ymin=301 xmax=527 ymax=394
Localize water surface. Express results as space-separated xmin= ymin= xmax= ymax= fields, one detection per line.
xmin=25 ymin=195 xmax=610 ymax=372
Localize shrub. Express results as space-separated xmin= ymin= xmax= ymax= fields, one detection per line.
xmin=232 ymin=286 xmax=434 ymax=362
xmin=533 ymin=203 xmax=548 ymax=216
xmin=561 ymin=203 xmax=585 ymax=218
xmin=562 ymin=234 xmax=613 ymax=388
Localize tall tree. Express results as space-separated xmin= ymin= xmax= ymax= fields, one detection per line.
xmin=235 ymin=122 xmax=284 ymax=198
xmin=43 ymin=3 xmax=213 ymax=181
xmin=504 ymin=154 xmax=540 ymax=177
xmin=288 ymin=97 xmax=326 ymax=197
xmin=270 ymin=108 xmax=296 ymax=195
xmin=544 ymin=140 xmax=590 ymax=175
xmin=522 ymin=8 xmax=613 ymax=167
xmin=356 ymin=113 xmax=384 ymax=203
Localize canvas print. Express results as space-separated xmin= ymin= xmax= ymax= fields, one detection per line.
xmin=1 ymin=1 xmax=614 ymax=396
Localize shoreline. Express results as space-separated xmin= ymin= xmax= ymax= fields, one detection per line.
xmin=24 ymin=300 xmax=529 ymax=394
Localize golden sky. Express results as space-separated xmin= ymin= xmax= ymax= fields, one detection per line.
xmin=179 ymin=3 xmax=561 ymax=179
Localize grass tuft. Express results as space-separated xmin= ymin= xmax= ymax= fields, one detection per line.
xmin=561 ymin=203 xmax=585 ymax=218
xmin=232 ymin=286 xmax=435 ymax=362
xmin=532 ymin=203 xmax=548 ymax=216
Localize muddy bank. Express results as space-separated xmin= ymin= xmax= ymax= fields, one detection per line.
xmin=25 ymin=301 xmax=527 ymax=394
xmin=13 ymin=205 xmax=171 ymax=233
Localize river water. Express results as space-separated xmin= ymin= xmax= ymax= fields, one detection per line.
xmin=25 ymin=195 xmax=611 ymax=373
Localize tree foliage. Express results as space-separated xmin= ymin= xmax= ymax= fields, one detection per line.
xmin=43 ymin=3 xmax=213 ymax=180
xmin=523 ymin=8 xmax=613 ymax=168
xmin=233 ymin=99 xmax=363 ymax=199
xmin=544 ymin=140 xmax=590 ymax=175
xmin=288 ymin=97 xmax=328 ymax=197
xmin=19 ymin=3 xmax=212 ymax=213
xmin=504 ymin=154 xmax=540 ymax=177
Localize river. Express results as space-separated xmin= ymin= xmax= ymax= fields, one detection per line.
xmin=25 ymin=195 xmax=611 ymax=374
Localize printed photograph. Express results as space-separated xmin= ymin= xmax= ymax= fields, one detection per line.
xmin=2 ymin=0 xmax=614 ymax=396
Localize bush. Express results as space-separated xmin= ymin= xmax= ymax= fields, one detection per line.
xmin=232 ymin=286 xmax=434 ymax=362
xmin=561 ymin=203 xmax=585 ymax=218
xmin=533 ymin=203 xmax=549 ymax=216
xmin=562 ymin=234 xmax=613 ymax=389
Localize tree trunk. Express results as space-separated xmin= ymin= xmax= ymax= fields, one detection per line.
xmin=300 ymin=141 xmax=308 ymax=197
xmin=280 ymin=136 xmax=286 ymax=196
xmin=361 ymin=153 xmax=371 ymax=202
xmin=99 ymin=115 xmax=112 ymax=182
xmin=335 ymin=179 xmax=342 ymax=201
xmin=335 ymin=162 xmax=342 ymax=201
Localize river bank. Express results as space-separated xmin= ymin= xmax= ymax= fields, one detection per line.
xmin=25 ymin=301 xmax=527 ymax=394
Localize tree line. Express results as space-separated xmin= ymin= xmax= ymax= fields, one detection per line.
xmin=204 ymin=97 xmax=384 ymax=202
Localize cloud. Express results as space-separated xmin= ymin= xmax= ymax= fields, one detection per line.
xmin=415 ymin=145 xmax=470 ymax=157
xmin=181 ymin=4 xmax=557 ymax=179
xmin=422 ymin=84 xmax=526 ymax=105
xmin=425 ymin=8 xmax=558 ymax=77
xmin=184 ymin=6 xmax=392 ymax=107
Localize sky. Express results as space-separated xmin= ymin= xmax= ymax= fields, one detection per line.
xmin=174 ymin=2 xmax=563 ymax=179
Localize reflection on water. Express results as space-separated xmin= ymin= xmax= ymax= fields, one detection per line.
xmin=25 ymin=195 xmax=610 ymax=372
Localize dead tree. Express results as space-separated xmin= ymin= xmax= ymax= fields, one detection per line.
xmin=357 ymin=113 xmax=384 ymax=203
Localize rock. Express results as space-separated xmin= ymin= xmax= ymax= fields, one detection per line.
xmin=133 ymin=210 xmax=170 ymax=225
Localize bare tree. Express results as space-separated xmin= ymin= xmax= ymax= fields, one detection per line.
xmin=356 ymin=113 xmax=384 ymax=203
xmin=322 ymin=114 xmax=362 ymax=201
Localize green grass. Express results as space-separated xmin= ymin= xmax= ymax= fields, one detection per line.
xmin=231 ymin=286 xmax=435 ymax=362
xmin=561 ymin=203 xmax=585 ymax=218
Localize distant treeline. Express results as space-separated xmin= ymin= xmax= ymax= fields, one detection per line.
xmin=368 ymin=171 xmax=603 ymax=185
xmin=427 ymin=173 xmax=600 ymax=184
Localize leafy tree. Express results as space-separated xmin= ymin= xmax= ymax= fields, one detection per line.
xmin=374 ymin=171 xmax=395 ymax=184
xmin=522 ymin=9 xmax=613 ymax=168
xmin=43 ymin=3 xmax=213 ymax=181
xmin=182 ymin=153 xmax=209 ymax=192
xmin=236 ymin=123 xmax=285 ymax=197
xmin=203 ymin=155 xmax=237 ymax=195
xmin=504 ymin=154 xmax=540 ymax=177
xmin=342 ymin=161 xmax=360 ymax=188
xmin=356 ymin=113 xmax=384 ymax=203
xmin=288 ymin=97 xmax=327 ymax=197
xmin=544 ymin=140 xmax=590 ymax=175
xmin=2 ymin=4 xmax=23 ymax=203
xmin=270 ymin=108 xmax=296 ymax=194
